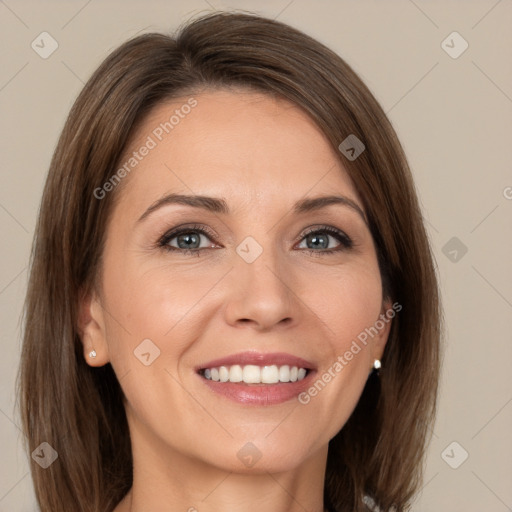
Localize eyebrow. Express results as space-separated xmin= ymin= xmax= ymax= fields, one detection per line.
xmin=137 ymin=193 xmax=367 ymax=224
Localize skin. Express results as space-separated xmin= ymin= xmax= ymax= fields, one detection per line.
xmin=79 ymin=89 xmax=391 ymax=512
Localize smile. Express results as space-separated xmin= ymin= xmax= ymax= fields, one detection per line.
xmin=196 ymin=352 xmax=316 ymax=405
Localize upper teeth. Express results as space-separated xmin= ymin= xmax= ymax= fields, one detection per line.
xmin=202 ymin=365 xmax=307 ymax=384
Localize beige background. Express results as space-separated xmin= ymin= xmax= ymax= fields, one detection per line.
xmin=1 ymin=0 xmax=511 ymax=510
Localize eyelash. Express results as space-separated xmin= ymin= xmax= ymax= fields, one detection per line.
xmin=156 ymin=223 xmax=353 ymax=257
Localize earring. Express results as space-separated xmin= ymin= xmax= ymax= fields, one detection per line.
xmin=373 ymin=359 xmax=381 ymax=370
xmin=89 ymin=350 xmax=97 ymax=359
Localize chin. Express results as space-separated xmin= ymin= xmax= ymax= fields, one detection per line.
xmin=198 ymin=434 xmax=325 ymax=475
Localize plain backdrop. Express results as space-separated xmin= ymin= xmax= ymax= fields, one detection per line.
xmin=1 ymin=1 xmax=511 ymax=510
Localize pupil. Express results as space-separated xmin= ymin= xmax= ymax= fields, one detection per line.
xmin=308 ymin=233 xmax=328 ymax=249
xmin=178 ymin=233 xmax=200 ymax=249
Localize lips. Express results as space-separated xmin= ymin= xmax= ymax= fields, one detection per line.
xmin=196 ymin=352 xmax=317 ymax=405
xmin=196 ymin=351 xmax=315 ymax=372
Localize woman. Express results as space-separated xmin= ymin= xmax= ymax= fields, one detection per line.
xmin=18 ymin=11 xmax=441 ymax=512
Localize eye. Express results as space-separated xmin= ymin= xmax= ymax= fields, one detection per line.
xmin=296 ymin=226 xmax=353 ymax=255
xmin=157 ymin=224 xmax=218 ymax=255
xmin=156 ymin=224 xmax=353 ymax=257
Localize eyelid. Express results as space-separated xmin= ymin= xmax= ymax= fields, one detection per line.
xmin=299 ymin=224 xmax=350 ymax=240
xmin=157 ymin=223 xmax=221 ymax=248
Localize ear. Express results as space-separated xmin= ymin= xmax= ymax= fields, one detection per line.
xmin=77 ymin=288 xmax=110 ymax=367
xmin=370 ymin=298 xmax=395 ymax=366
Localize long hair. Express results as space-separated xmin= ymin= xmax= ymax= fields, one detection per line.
xmin=18 ymin=11 xmax=441 ymax=512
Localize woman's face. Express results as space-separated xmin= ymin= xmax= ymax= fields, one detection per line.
xmin=82 ymin=89 xmax=391 ymax=474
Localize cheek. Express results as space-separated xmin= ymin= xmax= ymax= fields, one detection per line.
xmin=306 ymin=260 xmax=384 ymax=349
xmin=294 ymin=262 xmax=383 ymax=433
xmin=97 ymin=258 xmax=220 ymax=440
xmin=100 ymin=254 xmax=224 ymax=370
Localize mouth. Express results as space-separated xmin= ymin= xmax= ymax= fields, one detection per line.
xmin=196 ymin=352 xmax=316 ymax=405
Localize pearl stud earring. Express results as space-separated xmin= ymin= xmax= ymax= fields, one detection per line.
xmin=373 ymin=359 xmax=381 ymax=370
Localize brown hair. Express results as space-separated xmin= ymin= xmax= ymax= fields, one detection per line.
xmin=18 ymin=11 xmax=441 ymax=512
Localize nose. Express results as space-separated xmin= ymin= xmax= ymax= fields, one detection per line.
xmin=223 ymin=246 xmax=297 ymax=331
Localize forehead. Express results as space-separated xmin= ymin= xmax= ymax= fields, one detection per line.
xmin=115 ymin=89 xmax=361 ymax=216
